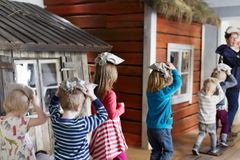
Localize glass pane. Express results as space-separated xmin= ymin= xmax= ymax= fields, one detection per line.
xmin=181 ymin=74 xmax=188 ymax=94
xmin=170 ymin=51 xmax=179 ymax=69
xmin=44 ymin=88 xmax=57 ymax=111
xmin=181 ymin=51 xmax=190 ymax=72
xmin=41 ymin=63 xmax=57 ymax=87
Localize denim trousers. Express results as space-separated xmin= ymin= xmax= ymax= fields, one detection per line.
xmin=147 ymin=128 xmax=173 ymax=160
xmin=193 ymin=123 xmax=217 ymax=151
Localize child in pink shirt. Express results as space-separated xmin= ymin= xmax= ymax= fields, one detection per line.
xmin=89 ymin=52 xmax=128 ymax=160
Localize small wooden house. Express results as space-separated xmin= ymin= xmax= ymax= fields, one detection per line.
xmin=0 ymin=0 xmax=111 ymax=152
xmin=44 ymin=0 xmax=220 ymax=148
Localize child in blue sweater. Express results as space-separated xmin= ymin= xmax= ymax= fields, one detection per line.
xmin=146 ymin=62 xmax=182 ymax=160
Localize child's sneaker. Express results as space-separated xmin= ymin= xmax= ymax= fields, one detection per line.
xmin=209 ymin=148 xmax=219 ymax=155
xmin=192 ymin=148 xmax=199 ymax=156
xmin=220 ymin=141 xmax=228 ymax=147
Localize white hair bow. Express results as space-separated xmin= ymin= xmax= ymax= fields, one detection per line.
xmin=95 ymin=52 xmax=124 ymax=66
xmin=60 ymin=77 xmax=97 ymax=93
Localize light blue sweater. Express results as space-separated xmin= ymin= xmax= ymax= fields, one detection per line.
xmin=146 ymin=70 xmax=182 ymax=129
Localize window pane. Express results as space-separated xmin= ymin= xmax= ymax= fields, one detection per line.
xmin=16 ymin=63 xmax=33 ymax=86
xmin=181 ymin=74 xmax=188 ymax=94
xmin=41 ymin=63 xmax=57 ymax=87
xmin=181 ymin=51 xmax=190 ymax=72
xmin=44 ymin=88 xmax=57 ymax=111
xmin=170 ymin=51 xmax=179 ymax=69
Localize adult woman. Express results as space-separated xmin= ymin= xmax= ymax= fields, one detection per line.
xmin=216 ymin=26 xmax=240 ymax=136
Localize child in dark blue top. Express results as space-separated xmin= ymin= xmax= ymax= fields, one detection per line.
xmin=146 ymin=62 xmax=182 ymax=160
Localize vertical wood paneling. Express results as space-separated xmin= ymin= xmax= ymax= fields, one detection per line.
xmin=45 ymin=0 xmax=144 ymax=147
xmin=156 ymin=17 xmax=202 ymax=137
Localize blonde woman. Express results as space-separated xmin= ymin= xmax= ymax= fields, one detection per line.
xmin=146 ymin=62 xmax=182 ymax=160
xmin=0 ymin=83 xmax=47 ymax=160
xmin=89 ymin=52 xmax=128 ymax=160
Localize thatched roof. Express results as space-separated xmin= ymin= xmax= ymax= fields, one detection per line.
xmin=144 ymin=0 xmax=220 ymax=26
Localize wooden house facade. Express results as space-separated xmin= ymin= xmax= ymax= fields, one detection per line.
xmin=0 ymin=0 xmax=111 ymax=152
xmin=44 ymin=0 xmax=203 ymax=148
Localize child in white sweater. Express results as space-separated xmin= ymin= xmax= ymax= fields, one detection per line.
xmin=192 ymin=78 xmax=225 ymax=155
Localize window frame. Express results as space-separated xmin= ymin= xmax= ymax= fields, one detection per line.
xmin=14 ymin=59 xmax=61 ymax=113
xmin=167 ymin=43 xmax=194 ymax=104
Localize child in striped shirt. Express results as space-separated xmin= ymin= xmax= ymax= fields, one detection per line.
xmin=192 ymin=78 xmax=225 ymax=156
xmin=49 ymin=77 xmax=108 ymax=160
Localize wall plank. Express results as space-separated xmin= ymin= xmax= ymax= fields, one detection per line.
xmin=157 ymin=18 xmax=202 ymax=38
xmin=115 ymin=76 xmax=142 ymax=94
xmin=66 ymin=15 xmax=107 ymax=28
xmin=46 ymin=2 xmax=143 ymax=16
xmin=122 ymin=120 xmax=141 ymax=135
xmin=86 ymin=28 xmax=143 ymax=41
xmin=157 ymin=34 xmax=201 ymax=49
xmin=117 ymin=93 xmax=142 ymax=109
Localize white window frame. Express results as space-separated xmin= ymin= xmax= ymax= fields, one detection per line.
xmin=38 ymin=59 xmax=61 ymax=112
xmin=167 ymin=43 xmax=194 ymax=104
xmin=14 ymin=59 xmax=61 ymax=113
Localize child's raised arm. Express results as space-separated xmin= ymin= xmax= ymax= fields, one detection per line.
xmin=28 ymin=95 xmax=47 ymax=128
xmin=82 ymin=83 xmax=108 ymax=133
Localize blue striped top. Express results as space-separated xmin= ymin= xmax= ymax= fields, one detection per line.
xmin=49 ymin=96 xmax=108 ymax=160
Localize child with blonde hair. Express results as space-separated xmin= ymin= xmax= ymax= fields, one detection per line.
xmin=192 ymin=78 xmax=225 ymax=155
xmin=211 ymin=63 xmax=237 ymax=146
xmin=49 ymin=77 xmax=108 ymax=160
xmin=0 ymin=83 xmax=47 ymax=160
xmin=146 ymin=62 xmax=182 ymax=160
xmin=89 ymin=52 xmax=128 ymax=160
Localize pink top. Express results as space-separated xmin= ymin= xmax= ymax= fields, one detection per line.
xmin=90 ymin=89 xmax=127 ymax=160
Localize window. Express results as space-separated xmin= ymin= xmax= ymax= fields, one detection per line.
xmin=14 ymin=59 xmax=61 ymax=112
xmin=167 ymin=43 xmax=194 ymax=104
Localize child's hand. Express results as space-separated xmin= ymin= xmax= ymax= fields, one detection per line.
xmin=227 ymin=68 xmax=232 ymax=75
xmin=83 ymin=83 xmax=97 ymax=101
xmin=165 ymin=62 xmax=176 ymax=70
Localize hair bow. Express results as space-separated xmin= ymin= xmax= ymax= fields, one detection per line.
xmin=95 ymin=52 xmax=124 ymax=66
xmin=149 ymin=62 xmax=171 ymax=79
xmin=60 ymin=77 xmax=97 ymax=93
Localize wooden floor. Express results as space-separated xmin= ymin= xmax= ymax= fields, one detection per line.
xmin=127 ymin=130 xmax=240 ymax=160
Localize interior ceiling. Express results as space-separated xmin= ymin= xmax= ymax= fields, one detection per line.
xmin=204 ymin=0 xmax=240 ymax=8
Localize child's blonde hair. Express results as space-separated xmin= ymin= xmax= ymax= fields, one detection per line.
xmin=147 ymin=70 xmax=173 ymax=92
xmin=58 ymin=87 xmax=85 ymax=111
xmin=94 ymin=63 xmax=118 ymax=100
xmin=4 ymin=90 xmax=30 ymax=113
xmin=203 ymin=78 xmax=218 ymax=93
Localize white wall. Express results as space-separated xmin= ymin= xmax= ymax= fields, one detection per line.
xmin=10 ymin=0 xmax=44 ymax=8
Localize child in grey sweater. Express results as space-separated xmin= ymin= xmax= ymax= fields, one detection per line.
xmin=192 ymin=78 xmax=225 ymax=156
xmin=211 ymin=63 xmax=237 ymax=146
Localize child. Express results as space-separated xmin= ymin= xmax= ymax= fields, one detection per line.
xmin=49 ymin=77 xmax=108 ymax=160
xmin=89 ymin=52 xmax=128 ymax=160
xmin=211 ymin=63 xmax=237 ymax=146
xmin=192 ymin=78 xmax=225 ymax=155
xmin=146 ymin=62 xmax=182 ymax=160
xmin=0 ymin=83 xmax=47 ymax=160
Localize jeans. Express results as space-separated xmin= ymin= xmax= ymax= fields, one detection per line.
xmin=147 ymin=128 xmax=173 ymax=160
xmin=226 ymin=87 xmax=240 ymax=132
xmin=193 ymin=123 xmax=217 ymax=151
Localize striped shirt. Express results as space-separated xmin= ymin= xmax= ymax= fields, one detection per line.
xmin=49 ymin=96 xmax=108 ymax=160
xmin=198 ymin=84 xmax=225 ymax=124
